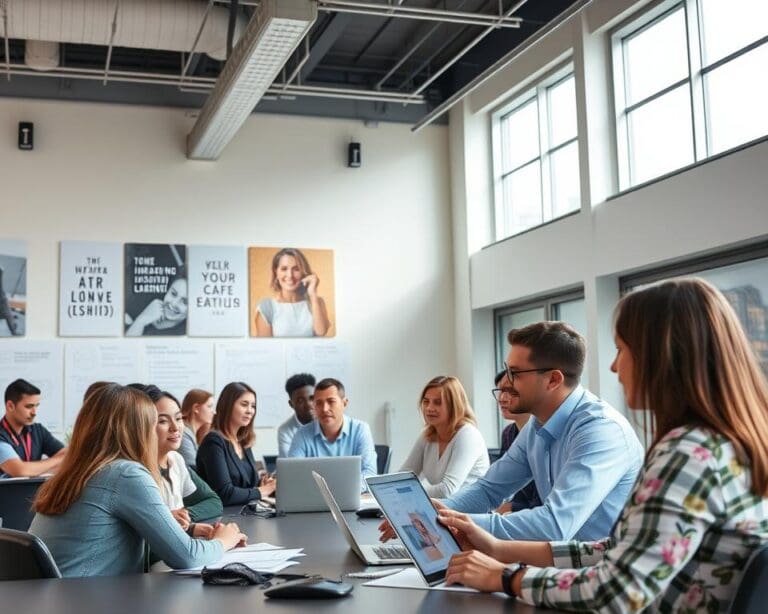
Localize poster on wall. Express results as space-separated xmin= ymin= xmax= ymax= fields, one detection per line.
xmin=187 ymin=245 xmax=248 ymax=337
xmin=59 ymin=241 xmax=123 ymax=336
xmin=0 ymin=341 xmax=64 ymax=433
xmin=124 ymin=243 xmax=187 ymax=337
xmin=248 ymin=247 xmax=336 ymax=338
xmin=63 ymin=342 xmax=142 ymax=429
xmin=0 ymin=239 xmax=27 ymax=337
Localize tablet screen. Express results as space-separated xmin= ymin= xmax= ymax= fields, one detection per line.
xmin=367 ymin=473 xmax=461 ymax=585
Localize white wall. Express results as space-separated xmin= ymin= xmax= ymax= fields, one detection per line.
xmin=450 ymin=0 xmax=768 ymax=426
xmin=0 ymin=98 xmax=456 ymax=464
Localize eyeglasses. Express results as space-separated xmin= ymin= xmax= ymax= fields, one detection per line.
xmin=505 ymin=365 xmax=570 ymax=383
xmin=491 ymin=387 xmax=514 ymax=402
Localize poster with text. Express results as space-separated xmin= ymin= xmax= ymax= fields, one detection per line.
xmin=0 ymin=341 xmax=64 ymax=433
xmin=59 ymin=241 xmax=122 ymax=336
xmin=215 ymin=341 xmax=286 ymax=427
xmin=249 ymin=247 xmax=336 ymax=338
xmin=63 ymin=342 xmax=142 ymax=429
xmin=124 ymin=243 xmax=187 ymax=337
xmin=0 ymin=239 xmax=27 ymax=337
xmin=187 ymin=245 xmax=248 ymax=337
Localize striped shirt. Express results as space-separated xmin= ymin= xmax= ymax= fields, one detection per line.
xmin=520 ymin=426 xmax=768 ymax=612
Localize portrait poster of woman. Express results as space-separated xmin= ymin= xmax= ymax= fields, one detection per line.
xmin=124 ymin=243 xmax=188 ymax=337
xmin=248 ymin=247 xmax=335 ymax=338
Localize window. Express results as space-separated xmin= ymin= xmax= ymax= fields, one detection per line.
xmin=492 ymin=68 xmax=580 ymax=240
xmin=493 ymin=291 xmax=589 ymax=437
xmin=613 ymin=0 xmax=768 ymax=188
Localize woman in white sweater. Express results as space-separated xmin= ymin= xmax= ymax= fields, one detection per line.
xmin=400 ymin=376 xmax=489 ymax=497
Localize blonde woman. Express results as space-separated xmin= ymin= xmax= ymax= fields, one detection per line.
xmin=29 ymin=384 xmax=246 ymax=577
xmin=441 ymin=279 xmax=768 ymax=611
xmin=399 ymin=376 xmax=489 ymax=497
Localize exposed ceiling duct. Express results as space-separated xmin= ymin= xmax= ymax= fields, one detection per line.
xmin=187 ymin=0 xmax=317 ymax=161
xmin=3 ymin=0 xmax=243 ymax=62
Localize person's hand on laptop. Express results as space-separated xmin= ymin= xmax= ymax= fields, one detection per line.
xmin=378 ymin=498 xmax=447 ymax=542
xmin=258 ymin=473 xmax=276 ymax=498
xmin=445 ymin=550 xmax=506 ymax=593
xmin=436 ymin=509 xmax=502 ymax=557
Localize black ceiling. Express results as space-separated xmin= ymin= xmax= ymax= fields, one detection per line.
xmin=0 ymin=0 xmax=583 ymax=124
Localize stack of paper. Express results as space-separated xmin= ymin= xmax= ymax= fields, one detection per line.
xmin=173 ymin=543 xmax=305 ymax=576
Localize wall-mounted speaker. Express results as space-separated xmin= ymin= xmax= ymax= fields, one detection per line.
xmin=348 ymin=142 xmax=361 ymax=168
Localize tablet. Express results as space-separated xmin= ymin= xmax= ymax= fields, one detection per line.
xmin=365 ymin=472 xmax=462 ymax=586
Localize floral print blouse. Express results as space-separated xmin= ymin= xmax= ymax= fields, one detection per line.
xmin=519 ymin=426 xmax=768 ymax=612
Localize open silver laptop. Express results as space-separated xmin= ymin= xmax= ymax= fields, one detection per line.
xmin=276 ymin=456 xmax=361 ymax=513
xmin=312 ymin=471 xmax=411 ymax=566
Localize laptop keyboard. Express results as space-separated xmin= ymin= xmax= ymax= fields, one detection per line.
xmin=372 ymin=544 xmax=409 ymax=560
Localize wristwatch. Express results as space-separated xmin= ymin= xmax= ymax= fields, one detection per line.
xmin=501 ymin=563 xmax=527 ymax=597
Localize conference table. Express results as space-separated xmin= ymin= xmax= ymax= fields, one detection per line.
xmin=3 ymin=507 xmax=554 ymax=613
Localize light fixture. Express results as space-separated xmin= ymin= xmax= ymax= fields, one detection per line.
xmin=187 ymin=0 xmax=317 ymax=160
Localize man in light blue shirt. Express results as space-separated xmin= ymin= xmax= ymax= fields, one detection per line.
xmin=442 ymin=322 xmax=643 ymax=542
xmin=287 ymin=378 xmax=377 ymax=485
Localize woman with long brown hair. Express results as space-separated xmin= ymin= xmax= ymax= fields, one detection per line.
xmin=196 ymin=382 xmax=276 ymax=506
xmin=439 ymin=278 xmax=768 ymax=611
xmin=29 ymin=384 xmax=246 ymax=577
xmin=178 ymin=388 xmax=214 ymax=468
xmin=399 ymin=376 xmax=489 ymax=497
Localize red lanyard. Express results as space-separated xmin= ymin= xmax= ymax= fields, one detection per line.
xmin=2 ymin=418 xmax=32 ymax=462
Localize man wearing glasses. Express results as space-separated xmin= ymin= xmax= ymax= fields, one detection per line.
xmin=434 ymin=322 xmax=642 ymax=542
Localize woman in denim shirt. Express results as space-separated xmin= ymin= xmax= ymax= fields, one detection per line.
xmin=30 ymin=384 xmax=246 ymax=577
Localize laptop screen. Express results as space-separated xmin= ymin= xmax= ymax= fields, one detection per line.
xmin=366 ymin=472 xmax=461 ymax=585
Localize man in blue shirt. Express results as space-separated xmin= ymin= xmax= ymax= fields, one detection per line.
xmin=287 ymin=378 xmax=377 ymax=485
xmin=442 ymin=322 xmax=643 ymax=541
xmin=0 ymin=378 xmax=67 ymax=478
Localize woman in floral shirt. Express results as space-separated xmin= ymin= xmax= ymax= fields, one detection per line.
xmin=440 ymin=278 xmax=768 ymax=612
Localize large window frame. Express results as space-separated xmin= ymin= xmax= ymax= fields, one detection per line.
xmin=491 ymin=63 xmax=580 ymax=241
xmin=612 ymin=0 xmax=768 ymax=189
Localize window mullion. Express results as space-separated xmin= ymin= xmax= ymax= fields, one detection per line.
xmin=685 ymin=0 xmax=707 ymax=160
xmin=537 ymin=87 xmax=551 ymax=224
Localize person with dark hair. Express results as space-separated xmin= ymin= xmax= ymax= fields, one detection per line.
xmin=254 ymin=248 xmax=330 ymax=337
xmin=196 ymin=382 xmax=276 ymax=506
xmin=287 ymin=378 xmax=376 ymax=486
xmin=380 ymin=321 xmax=643 ymax=544
xmin=277 ymin=373 xmax=316 ymax=457
xmin=0 ymin=378 xmax=66 ymax=478
xmin=125 ymin=274 xmax=188 ymax=336
xmin=493 ymin=370 xmax=541 ymax=513
xmin=440 ymin=279 xmax=768 ymax=611
xmin=128 ymin=385 xmax=223 ymax=532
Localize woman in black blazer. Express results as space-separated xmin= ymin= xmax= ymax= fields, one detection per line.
xmin=196 ymin=382 xmax=276 ymax=506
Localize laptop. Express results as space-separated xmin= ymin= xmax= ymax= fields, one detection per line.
xmin=365 ymin=472 xmax=462 ymax=586
xmin=312 ymin=471 xmax=411 ymax=566
xmin=276 ymin=456 xmax=361 ymax=513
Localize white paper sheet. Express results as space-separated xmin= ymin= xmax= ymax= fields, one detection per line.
xmin=285 ymin=341 xmax=349 ymax=392
xmin=214 ymin=341 xmax=286 ymax=427
xmin=63 ymin=342 xmax=142 ymax=428
xmin=363 ymin=568 xmax=484 ymax=593
xmin=0 ymin=341 xmax=64 ymax=433
xmin=142 ymin=341 xmax=214 ymax=403
xmin=173 ymin=547 xmax=304 ymax=575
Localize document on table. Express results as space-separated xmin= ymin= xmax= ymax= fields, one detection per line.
xmin=364 ymin=568 xmax=504 ymax=595
xmin=173 ymin=545 xmax=305 ymax=575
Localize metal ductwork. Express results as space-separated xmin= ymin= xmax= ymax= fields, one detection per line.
xmin=4 ymin=0 xmax=244 ymax=67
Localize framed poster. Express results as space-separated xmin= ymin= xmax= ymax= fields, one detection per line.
xmin=0 ymin=239 xmax=26 ymax=337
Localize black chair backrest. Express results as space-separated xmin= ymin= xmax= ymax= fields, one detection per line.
xmin=487 ymin=448 xmax=503 ymax=464
xmin=374 ymin=444 xmax=391 ymax=475
xmin=729 ymin=542 xmax=768 ymax=614
xmin=0 ymin=477 xmax=46 ymax=531
xmin=263 ymin=455 xmax=277 ymax=474
xmin=0 ymin=528 xmax=61 ymax=580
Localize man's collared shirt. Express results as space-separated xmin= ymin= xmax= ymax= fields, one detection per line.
xmin=287 ymin=415 xmax=377 ymax=483
xmin=277 ymin=414 xmax=304 ymax=458
xmin=443 ymin=386 xmax=644 ymax=541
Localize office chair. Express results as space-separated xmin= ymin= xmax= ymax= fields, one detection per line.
xmin=0 ymin=528 xmax=61 ymax=580
xmin=0 ymin=477 xmax=46 ymax=531
xmin=728 ymin=542 xmax=768 ymax=614
xmin=487 ymin=448 xmax=503 ymax=464
xmin=374 ymin=444 xmax=392 ymax=474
